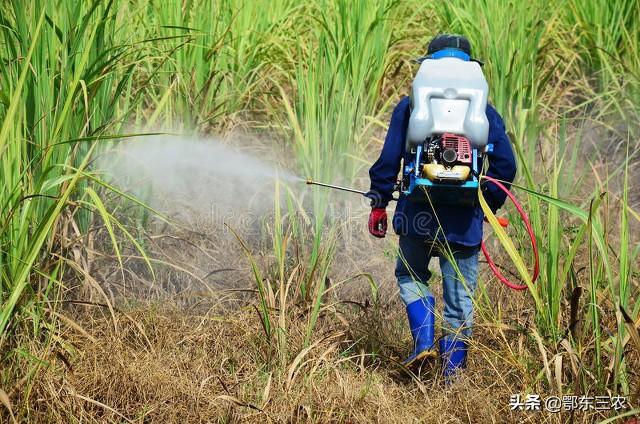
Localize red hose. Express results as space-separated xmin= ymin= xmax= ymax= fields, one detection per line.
xmin=480 ymin=175 xmax=539 ymax=291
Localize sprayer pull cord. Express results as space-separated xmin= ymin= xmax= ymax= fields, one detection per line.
xmin=480 ymin=175 xmax=539 ymax=291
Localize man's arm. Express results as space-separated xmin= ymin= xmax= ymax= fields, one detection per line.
xmin=366 ymin=97 xmax=410 ymax=207
xmin=482 ymin=104 xmax=517 ymax=212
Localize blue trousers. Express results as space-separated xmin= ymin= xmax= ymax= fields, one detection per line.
xmin=395 ymin=236 xmax=479 ymax=337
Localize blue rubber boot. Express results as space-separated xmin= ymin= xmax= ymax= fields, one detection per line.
xmin=439 ymin=336 xmax=468 ymax=384
xmin=403 ymin=296 xmax=436 ymax=367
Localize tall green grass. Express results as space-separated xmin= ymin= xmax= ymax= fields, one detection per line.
xmin=2 ymin=1 xmax=108 ymax=335
xmin=282 ymin=0 xmax=397 ymax=183
xmin=567 ymin=0 xmax=638 ymax=87
xmin=276 ymin=0 xmax=398 ymax=302
xmin=0 ymin=2 xmax=159 ymax=401
xmin=134 ymin=0 xmax=300 ymax=129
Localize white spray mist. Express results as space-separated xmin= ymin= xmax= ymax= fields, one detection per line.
xmin=98 ymin=135 xmax=300 ymax=228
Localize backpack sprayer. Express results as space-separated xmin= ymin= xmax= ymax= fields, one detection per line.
xmin=402 ymin=53 xmax=488 ymax=206
xmin=306 ymin=51 xmax=539 ymax=290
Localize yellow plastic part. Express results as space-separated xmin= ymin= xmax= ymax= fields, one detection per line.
xmin=422 ymin=164 xmax=470 ymax=181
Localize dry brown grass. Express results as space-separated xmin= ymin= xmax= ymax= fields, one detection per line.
xmin=11 ymin=293 xmax=628 ymax=423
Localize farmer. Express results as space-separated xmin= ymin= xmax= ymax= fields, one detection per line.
xmin=366 ymin=34 xmax=517 ymax=380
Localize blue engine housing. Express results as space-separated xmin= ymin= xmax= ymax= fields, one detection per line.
xmin=402 ymin=144 xmax=480 ymax=207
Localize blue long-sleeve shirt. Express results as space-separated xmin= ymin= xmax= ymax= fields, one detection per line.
xmin=367 ymin=96 xmax=516 ymax=246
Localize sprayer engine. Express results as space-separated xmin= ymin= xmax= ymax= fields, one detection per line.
xmin=401 ymin=132 xmax=480 ymax=206
xmin=422 ymin=133 xmax=473 ymax=182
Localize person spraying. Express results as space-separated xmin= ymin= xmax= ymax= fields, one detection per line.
xmin=366 ymin=34 xmax=517 ymax=381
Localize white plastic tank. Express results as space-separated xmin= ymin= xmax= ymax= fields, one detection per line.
xmin=406 ymin=57 xmax=489 ymax=150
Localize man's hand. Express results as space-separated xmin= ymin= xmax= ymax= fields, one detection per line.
xmin=368 ymin=208 xmax=387 ymax=238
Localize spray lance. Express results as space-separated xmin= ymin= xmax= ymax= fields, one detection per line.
xmin=305 ymin=176 xmax=539 ymax=290
xmin=305 ymin=179 xmax=369 ymax=197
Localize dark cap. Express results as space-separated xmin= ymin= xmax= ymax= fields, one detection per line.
xmin=427 ymin=34 xmax=472 ymax=56
xmin=415 ymin=34 xmax=483 ymax=65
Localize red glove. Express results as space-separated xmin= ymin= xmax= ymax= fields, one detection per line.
xmin=368 ymin=208 xmax=387 ymax=238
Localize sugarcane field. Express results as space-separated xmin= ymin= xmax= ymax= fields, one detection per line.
xmin=1 ymin=1 xmax=639 ymax=422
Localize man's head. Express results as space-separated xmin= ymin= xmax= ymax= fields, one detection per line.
xmin=417 ymin=34 xmax=482 ymax=64
xmin=428 ymin=34 xmax=471 ymax=57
